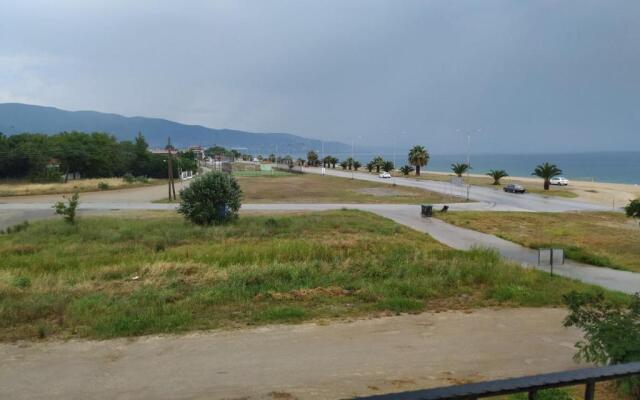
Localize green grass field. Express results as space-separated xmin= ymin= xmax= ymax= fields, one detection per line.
xmin=438 ymin=211 xmax=640 ymax=272
xmin=0 ymin=211 xmax=623 ymax=341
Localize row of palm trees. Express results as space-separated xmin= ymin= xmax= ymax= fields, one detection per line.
xmin=453 ymin=162 xmax=563 ymax=190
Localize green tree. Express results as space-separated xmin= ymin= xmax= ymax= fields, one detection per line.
xmin=451 ymin=163 xmax=471 ymax=177
xmin=353 ymin=160 xmax=361 ymax=171
xmin=532 ymin=162 xmax=562 ymax=190
xmin=625 ymin=199 xmax=640 ymax=224
xmin=178 ymin=172 xmax=243 ymax=225
xmin=340 ymin=160 xmax=348 ymax=170
xmin=408 ymin=145 xmax=429 ymax=176
xmin=486 ymin=169 xmax=509 ymax=185
xmin=563 ymin=291 xmax=640 ymax=396
xmin=366 ymin=161 xmax=375 ymax=172
xmin=371 ymin=156 xmax=385 ymax=173
xmin=399 ymin=165 xmax=414 ymax=176
xmin=307 ymin=150 xmax=318 ymax=166
xmin=53 ymin=192 xmax=80 ymax=224
xmin=330 ymin=156 xmax=339 ymax=168
xmin=322 ymin=155 xmax=332 ymax=168
xmin=382 ymin=160 xmax=394 ymax=172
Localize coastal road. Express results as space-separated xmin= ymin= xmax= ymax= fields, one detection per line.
xmin=304 ymin=167 xmax=610 ymax=212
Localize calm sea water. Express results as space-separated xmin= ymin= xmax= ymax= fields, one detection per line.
xmin=355 ymin=151 xmax=640 ymax=184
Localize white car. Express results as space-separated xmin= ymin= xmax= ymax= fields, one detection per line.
xmin=379 ymin=172 xmax=391 ymax=178
xmin=550 ymin=176 xmax=569 ymax=186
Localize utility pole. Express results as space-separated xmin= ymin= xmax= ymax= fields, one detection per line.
xmin=351 ymin=139 xmax=355 ymax=179
xmin=167 ymin=137 xmax=176 ymax=201
xmin=321 ymin=140 xmax=325 ymax=175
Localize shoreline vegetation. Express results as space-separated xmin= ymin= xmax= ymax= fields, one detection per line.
xmin=0 ymin=177 xmax=166 ymax=197
xmin=0 ymin=210 xmax=625 ymax=341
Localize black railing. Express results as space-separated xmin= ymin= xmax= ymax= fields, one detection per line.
xmin=353 ymin=362 xmax=640 ymax=400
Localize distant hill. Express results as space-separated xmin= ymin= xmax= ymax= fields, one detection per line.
xmin=0 ymin=103 xmax=349 ymax=155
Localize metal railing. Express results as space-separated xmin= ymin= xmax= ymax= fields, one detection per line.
xmin=353 ymin=362 xmax=640 ymax=400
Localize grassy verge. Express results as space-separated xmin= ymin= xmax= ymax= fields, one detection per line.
xmin=438 ymin=211 xmax=640 ymax=272
xmin=236 ymin=173 xmax=463 ymax=204
xmin=0 ymin=177 xmax=165 ymax=197
xmin=0 ymin=210 xmax=625 ymax=341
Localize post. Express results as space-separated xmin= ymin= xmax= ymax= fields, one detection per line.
xmin=351 ymin=139 xmax=354 ymax=180
xmin=167 ymin=137 xmax=175 ymax=201
xmin=584 ymin=380 xmax=595 ymax=400
xmin=550 ymin=248 xmax=554 ymax=276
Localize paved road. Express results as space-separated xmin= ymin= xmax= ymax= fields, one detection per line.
xmin=0 ymin=308 xmax=584 ymax=400
xmin=305 ymin=167 xmax=610 ymax=212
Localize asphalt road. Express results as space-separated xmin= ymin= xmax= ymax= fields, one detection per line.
xmin=304 ymin=167 xmax=610 ymax=212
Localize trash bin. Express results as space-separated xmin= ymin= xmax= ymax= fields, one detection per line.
xmin=421 ymin=204 xmax=433 ymax=217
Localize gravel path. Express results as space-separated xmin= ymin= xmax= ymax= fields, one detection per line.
xmin=0 ymin=308 xmax=583 ymax=400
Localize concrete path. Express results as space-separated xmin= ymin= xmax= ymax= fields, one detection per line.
xmin=305 ymin=167 xmax=610 ymax=212
xmin=0 ymin=308 xmax=584 ymax=400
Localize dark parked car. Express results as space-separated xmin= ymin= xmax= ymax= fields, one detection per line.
xmin=503 ymin=184 xmax=526 ymax=194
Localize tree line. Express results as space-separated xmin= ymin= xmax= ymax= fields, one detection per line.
xmin=0 ymin=132 xmax=197 ymax=182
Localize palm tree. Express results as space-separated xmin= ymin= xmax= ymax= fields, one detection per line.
xmin=371 ymin=156 xmax=385 ymax=173
xmin=408 ymin=145 xmax=429 ymax=176
xmin=486 ymin=169 xmax=509 ymax=185
xmin=322 ymin=155 xmax=332 ymax=168
xmin=532 ymin=162 xmax=562 ymax=190
xmin=345 ymin=157 xmax=354 ymax=170
xmin=353 ymin=160 xmax=362 ymax=171
xmin=399 ymin=165 xmax=414 ymax=176
xmin=366 ymin=160 xmax=375 ymax=172
xmin=307 ymin=150 xmax=318 ymax=166
xmin=330 ymin=157 xmax=338 ymax=169
xmin=340 ymin=160 xmax=348 ymax=170
xmin=296 ymin=158 xmax=305 ymax=166
xmin=451 ymin=163 xmax=470 ymax=177
xmin=382 ymin=160 xmax=394 ymax=172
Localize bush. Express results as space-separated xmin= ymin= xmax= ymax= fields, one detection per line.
xmin=177 ymin=171 xmax=242 ymax=225
xmin=626 ymin=199 xmax=640 ymax=223
xmin=123 ymin=173 xmax=135 ymax=183
xmin=563 ymin=291 xmax=640 ymax=396
xmin=53 ymin=192 xmax=80 ymax=224
xmin=98 ymin=182 xmax=109 ymax=191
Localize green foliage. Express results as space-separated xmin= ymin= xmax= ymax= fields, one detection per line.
xmin=177 ymin=172 xmax=243 ymax=225
xmin=533 ymin=162 xmax=562 ymax=190
xmin=486 ymin=169 xmax=509 ymax=185
xmin=451 ymin=162 xmax=471 ymax=177
xmin=563 ymin=291 xmax=640 ymax=396
xmin=97 ymin=182 xmax=109 ymax=191
xmin=1 ymin=220 xmax=29 ymax=235
xmin=399 ymin=165 xmax=414 ymax=176
xmin=340 ymin=160 xmax=348 ymax=170
xmin=625 ymin=199 xmax=640 ymax=222
xmin=53 ymin=192 xmax=80 ymax=224
xmin=371 ymin=156 xmax=385 ymax=173
xmin=382 ymin=160 xmax=394 ymax=172
xmin=306 ymin=150 xmax=319 ymax=166
xmin=11 ymin=276 xmax=31 ymax=289
xmin=408 ymin=145 xmax=429 ymax=176
xmin=353 ymin=160 xmax=362 ymax=170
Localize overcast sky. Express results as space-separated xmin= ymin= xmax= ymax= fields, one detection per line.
xmin=1 ymin=0 xmax=639 ymax=153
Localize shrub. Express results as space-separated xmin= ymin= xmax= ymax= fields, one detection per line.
xmin=123 ymin=173 xmax=135 ymax=183
xmin=2 ymin=220 xmax=29 ymax=235
xmin=626 ymin=199 xmax=640 ymax=224
xmin=563 ymin=291 xmax=640 ymax=396
xmin=53 ymin=192 xmax=80 ymax=224
xmin=399 ymin=165 xmax=414 ymax=176
xmin=98 ymin=182 xmax=109 ymax=191
xmin=12 ymin=275 xmax=31 ymax=289
xmin=177 ymin=171 xmax=242 ymax=225
xmin=135 ymin=175 xmax=149 ymax=183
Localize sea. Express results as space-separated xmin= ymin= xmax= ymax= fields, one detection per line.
xmin=351 ymin=151 xmax=640 ymax=185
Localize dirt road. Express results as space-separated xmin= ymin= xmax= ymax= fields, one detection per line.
xmin=0 ymin=308 xmax=584 ymax=400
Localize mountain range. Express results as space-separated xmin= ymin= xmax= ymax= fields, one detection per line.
xmin=0 ymin=103 xmax=349 ymax=155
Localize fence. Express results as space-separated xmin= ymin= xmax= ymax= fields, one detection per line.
xmin=353 ymin=362 xmax=640 ymax=400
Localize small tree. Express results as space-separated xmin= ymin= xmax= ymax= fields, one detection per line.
xmin=486 ymin=169 xmax=509 ymax=185
xmin=371 ymin=156 xmax=385 ymax=173
xmin=626 ymin=199 xmax=640 ymax=224
xmin=307 ymin=150 xmax=319 ymax=166
xmin=563 ymin=291 xmax=640 ymax=396
xmin=451 ymin=163 xmax=470 ymax=177
xmin=330 ymin=157 xmax=339 ymax=169
xmin=178 ymin=171 xmax=242 ymax=225
xmin=53 ymin=192 xmax=80 ymax=224
xmin=533 ymin=162 xmax=562 ymax=190
xmin=353 ymin=160 xmax=361 ymax=171
xmin=382 ymin=160 xmax=394 ymax=172
xmin=366 ymin=161 xmax=374 ymax=172
xmin=340 ymin=161 xmax=348 ymax=170
xmin=399 ymin=165 xmax=414 ymax=176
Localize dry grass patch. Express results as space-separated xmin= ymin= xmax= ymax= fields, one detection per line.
xmin=439 ymin=211 xmax=640 ymax=272
xmin=236 ymin=173 xmax=462 ymax=204
xmin=0 ymin=177 xmax=164 ymax=197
